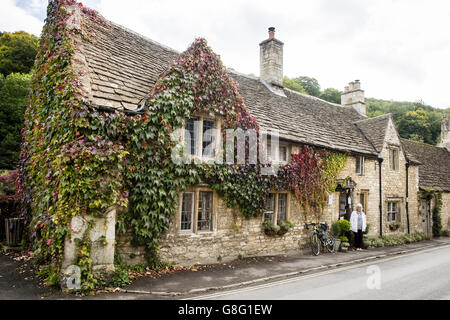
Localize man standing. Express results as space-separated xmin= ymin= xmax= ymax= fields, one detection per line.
xmin=350 ymin=203 xmax=367 ymax=250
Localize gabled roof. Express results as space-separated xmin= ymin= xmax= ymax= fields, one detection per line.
xmin=401 ymin=139 xmax=450 ymax=192
xmin=78 ymin=10 xmax=179 ymax=111
xmin=354 ymin=114 xmax=391 ymax=153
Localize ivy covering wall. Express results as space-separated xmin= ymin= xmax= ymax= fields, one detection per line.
xmin=20 ymin=0 xmax=348 ymax=292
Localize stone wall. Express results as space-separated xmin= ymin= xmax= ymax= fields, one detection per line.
xmin=116 ymin=130 xmax=423 ymax=267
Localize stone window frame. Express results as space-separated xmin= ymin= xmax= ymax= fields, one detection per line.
xmin=388 ymin=146 xmax=400 ymax=172
xmin=359 ymin=190 xmax=369 ymax=213
xmin=387 ymin=200 xmax=401 ymax=222
xmin=263 ymin=191 xmax=291 ymax=225
xmin=178 ymin=186 xmax=218 ymax=234
xmin=356 ymin=156 xmax=365 ymax=176
xmin=182 ymin=113 xmax=222 ymax=163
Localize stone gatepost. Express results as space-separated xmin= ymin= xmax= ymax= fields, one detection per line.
xmin=60 ymin=207 xmax=116 ymax=290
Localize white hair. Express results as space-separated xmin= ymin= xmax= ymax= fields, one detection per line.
xmin=356 ymin=203 xmax=363 ymax=210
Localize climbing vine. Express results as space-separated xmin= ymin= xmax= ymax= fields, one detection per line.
xmin=419 ymin=189 xmax=443 ymax=237
xmin=20 ymin=0 xmax=349 ymax=292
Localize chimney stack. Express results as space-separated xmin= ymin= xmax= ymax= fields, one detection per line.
xmin=260 ymin=27 xmax=284 ymax=87
xmin=437 ymin=115 xmax=450 ymax=151
xmin=341 ymin=80 xmax=366 ymax=116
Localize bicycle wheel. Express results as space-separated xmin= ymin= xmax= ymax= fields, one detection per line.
xmin=324 ymin=231 xmax=335 ymax=253
xmin=309 ymin=232 xmax=320 ymax=256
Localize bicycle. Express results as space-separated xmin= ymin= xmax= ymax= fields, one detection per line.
xmin=305 ymin=222 xmax=335 ymax=256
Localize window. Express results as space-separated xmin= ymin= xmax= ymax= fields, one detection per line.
xmin=264 ymin=192 xmax=290 ymax=224
xmin=180 ymin=190 xmax=214 ymax=233
xmin=356 ymin=156 xmax=364 ymax=175
xmin=265 ymin=138 xmax=288 ymax=163
xmin=184 ymin=117 xmax=217 ymax=158
xmin=198 ymin=191 xmax=213 ymax=231
xmin=277 ymin=193 xmax=287 ymax=223
xmin=202 ymin=119 xmax=215 ymax=157
xmin=279 ymin=146 xmax=288 ymax=163
xmin=185 ymin=117 xmax=198 ymax=156
xmin=264 ymin=193 xmax=275 ymax=222
xmin=389 ymin=148 xmax=399 ymax=171
xmin=387 ymin=202 xmax=399 ymax=222
xmin=180 ymin=192 xmax=194 ymax=231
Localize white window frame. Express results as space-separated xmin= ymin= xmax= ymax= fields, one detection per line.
xmin=266 ymin=140 xmax=289 ymax=164
xmin=183 ymin=115 xmax=221 ymax=162
xmin=180 ymin=192 xmax=195 ymax=232
xmin=387 ymin=201 xmax=400 ymax=222
xmin=264 ymin=192 xmax=290 ymax=225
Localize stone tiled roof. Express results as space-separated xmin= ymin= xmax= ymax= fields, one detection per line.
xmin=75 ymin=7 xmax=379 ymax=156
xmin=79 ymin=14 xmax=179 ymax=111
xmin=401 ymin=139 xmax=450 ymax=192
xmin=354 ymin=114 xmax=391 ymax=153
xmin=229 ymin=71 xmax=378 ymax=156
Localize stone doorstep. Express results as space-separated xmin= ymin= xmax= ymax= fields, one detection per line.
xmin=118 ymin=240 xmax=450 ymax=297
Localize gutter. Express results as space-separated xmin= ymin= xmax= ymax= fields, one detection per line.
xmin=378 ymin=153 xmax=384 ymax=237
xmin=406 ymin=160 xmax=411 ymax=234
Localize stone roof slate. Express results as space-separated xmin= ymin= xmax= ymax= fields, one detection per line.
xmin=401 ymin=139 xmax=450 ymax=192
xmin=80 ymin=16 xmax=179 ymax=111
xmin=354 ymin=114 xmax=391 ymax=153
xmin=75 ymin=7 xmax=379 ymax=156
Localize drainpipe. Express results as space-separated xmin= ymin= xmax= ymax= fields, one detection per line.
xmin=405 ymin=160 xmax=411 ymax=234
xmin=378 ymin=153 xmax=384 ymax=237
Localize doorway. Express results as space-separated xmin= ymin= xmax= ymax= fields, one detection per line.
xmin=421 ymin=197 xmax=432 ymax=237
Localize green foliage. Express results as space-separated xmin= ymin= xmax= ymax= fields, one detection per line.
xmin=367 ymin=98 xmax=448 ymax=145
xmin=337 ymin=219 xmax=350 ymax=233
xmin=432 ymin=192 xmax=442 ymax=237
xmin=110 ymin=266 xmax=131 ymax=288
xmin=283 ymin=77 xmax=307 ymax=94
xmin=319 ymin=88 xmax=342 ymax=104
xmin=366 ymin=232 xmax=428 ymax=248
xmin=278 ymin=220 xmax=294 ymax=231
xmin=0 ymin=31 xmax=39 ymax=76
xmin=0 ymin=73 xmax=31 ymax=169
xmin=440 ymin=230 xmax=450 ymax=237
xmin=339 ymin=236 xmax=349 ymax=243
xmin=292 ymin=76 xmax=321 ymax=97
xmin=263 ymin=220 xmax=280 ymax=233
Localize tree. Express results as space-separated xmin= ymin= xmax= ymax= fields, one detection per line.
xmin=0 ymin=31 xmax=39 ymax=76
xmin=396 ymin=109 xmax=433 ymax=144
xmin=319 ymin=88 xmax=342 ymax=104
xmin=295 ymin=76 xmax=321 ymax=97
xmin=0 ymin=73 xmax=31 ymax=169
xmin=283 ymin=76 xmax=307 ymax=94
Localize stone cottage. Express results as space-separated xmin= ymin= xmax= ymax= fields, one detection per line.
xmin=24 ymin=1 xmax=448 ymax=281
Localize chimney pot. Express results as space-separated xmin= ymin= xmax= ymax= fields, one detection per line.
xmin=268 ymin=27 xmax=275 ymax=39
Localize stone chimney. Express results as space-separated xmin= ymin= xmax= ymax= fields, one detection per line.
xmin=341 ymin=80 xmax=366 ymax=116
xmin=437 ymin=115 xmax=450 ymax=151
xmin=260 ymin=27 xmax=284 ymax=87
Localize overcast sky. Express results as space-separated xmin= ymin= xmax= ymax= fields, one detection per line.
xmin=1 ymin=0 xmax=449 ymax=109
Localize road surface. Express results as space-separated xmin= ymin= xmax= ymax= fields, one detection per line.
xmin=191 ymin=245 xmax=450 ymax=300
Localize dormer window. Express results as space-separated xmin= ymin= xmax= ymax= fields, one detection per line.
xmin=266 ymin=139 xmax=289 ymax=164
xmin=184 ymin=116 xmax=219 ymax=160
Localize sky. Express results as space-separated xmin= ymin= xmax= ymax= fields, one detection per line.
xmin=1 ymin=0 xmax=449 ymax=109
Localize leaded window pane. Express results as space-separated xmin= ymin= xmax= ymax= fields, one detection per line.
xmin=198 ymin=191 xmax=213 ymax=231
xmin=181 ymin=193 xmax=194 ymax=231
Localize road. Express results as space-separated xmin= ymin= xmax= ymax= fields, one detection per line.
xmin=191 ymin=245 xmax=450 ymax=300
